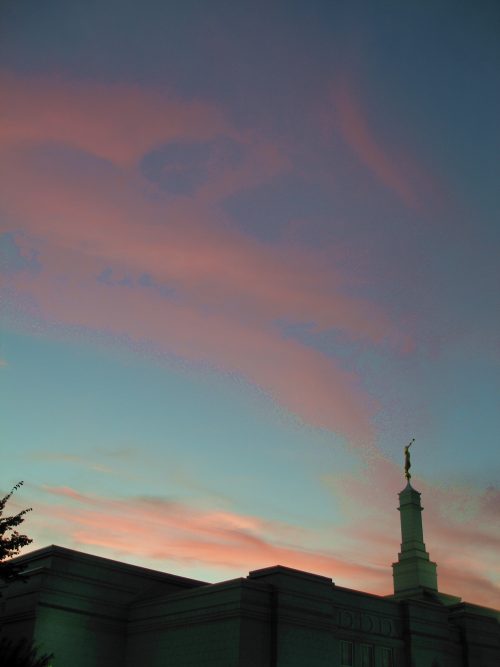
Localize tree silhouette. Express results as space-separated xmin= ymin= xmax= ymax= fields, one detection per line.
xmin=0 ymin=485 xmax=52 ymax=665
xmin=0 ymin=638 xmax=53 ymax=667
xmin=0 ymin=482 xmax=33 ymax=585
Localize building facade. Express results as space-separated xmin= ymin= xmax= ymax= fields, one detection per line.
xmin=1 ymin=480 xmax=499 ymax=666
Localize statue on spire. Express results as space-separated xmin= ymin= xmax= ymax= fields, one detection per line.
xmin=404 ymin=438 xmax=415 ymax=481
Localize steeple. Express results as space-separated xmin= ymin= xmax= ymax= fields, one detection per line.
xmin=392 ymin=440 xmax=438 ymax=598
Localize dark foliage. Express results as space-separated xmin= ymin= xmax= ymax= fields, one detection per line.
xmin=0 ymin=638 xmax=53 ymax=667
xmin=0 ymin=482 xmax=32 ymax=585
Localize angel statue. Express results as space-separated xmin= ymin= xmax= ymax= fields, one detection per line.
xmin=404 ymin=438 xmax=415 ymax=481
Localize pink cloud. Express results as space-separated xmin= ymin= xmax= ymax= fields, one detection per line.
xmin=322 ymin=454 xmax=500 ymax=607
xmin=36 ymin=486 xmax=387 ymax=590
xmin=332 ymin=78 xmax=422 ymax=209
xmin=0 ymin=70 xmax=401 ymax=346
xmin=22 ymin=463 xmax=500 ymax=606
xmin=0 ymin=143 xmax=396 ymax=346
xmin=42 ymin=485 xmax=99 ymax=505
xmin=0 ymin=70 xmax=232 ymax=167
xmin=10 ymin=268 xmax=375 ymax=442
xmin=0 ymin=70 xmax=413 ymax=442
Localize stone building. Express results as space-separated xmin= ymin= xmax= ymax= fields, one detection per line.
xmin=1 ymin=478 xmax=499 ymax=666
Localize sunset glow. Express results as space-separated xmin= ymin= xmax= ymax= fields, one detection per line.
xmin=1 ymin=1 xmax=499 ymax=608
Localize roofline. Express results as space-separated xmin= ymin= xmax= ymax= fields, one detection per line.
xmin=10 ymin=544 xmax=207 ymax=587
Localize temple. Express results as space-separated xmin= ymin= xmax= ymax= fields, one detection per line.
xmin=1 ymin=454 xmax=499 ymax=666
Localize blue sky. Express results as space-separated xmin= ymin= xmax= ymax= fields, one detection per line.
xmin=1 ymin=1 xmax=499 ymax=605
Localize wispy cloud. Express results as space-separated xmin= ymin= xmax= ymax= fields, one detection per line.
xmin=331 ymin=77 xmax=426 ymax=209
xmin=0 ymin=70 xmax=415 ymax=443
xmin=11 ymin=267 xmax=376 ymax=442
xmin=0 ymin=70 xmax=231 ymax=167
xmin=321 ymin=454 xmax=500 ymax=607
xmin=35 ymin=485 xmax=388 ymax=590
xmin=30 ymin=451 xmax=115 ymax=474
xmin=40 ymin=476 xmax=498 ymax=608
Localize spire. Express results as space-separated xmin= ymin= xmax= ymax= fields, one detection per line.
xmin=392 ymin=440 xmax=438 ymax=597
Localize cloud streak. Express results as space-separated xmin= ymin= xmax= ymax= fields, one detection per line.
xmin=333 ymin=78 xmax=422 ymax=209
xmin=30 ymin=451 xmax=115 ymax=475
xmin=35 ymin=477 xmax=498 ymax=607
xmin=10 ymin=267 xmax=376 ymax=442
xmin=0 ymin=70 xmax=415 ymax=443
xmin=0 ymin=70 xmax=231 ymax=167
xmin=321 ymin=454 xmax=500 ymax=607
xmin=36 ymin=485 xmax=387 ymax=590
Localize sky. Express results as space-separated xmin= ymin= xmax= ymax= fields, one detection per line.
xmin=1 ymin=1 xmax=499 ymax=608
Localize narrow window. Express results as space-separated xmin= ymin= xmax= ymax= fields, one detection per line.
xmin=360 ymin=644 xmax=374 ymax=667
xmin=340 ymin=640 xmax=353 ymax=666
xmin=381 ymin=647 xmax=393 ymax=667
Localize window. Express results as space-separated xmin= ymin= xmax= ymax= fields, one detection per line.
xmin=381 ymin=647 xmax=393 ymax=667
xmin=360 ymin=644 xmax=374 ymax=667
xmin=340 ymin=640 xmax=353 ymax=666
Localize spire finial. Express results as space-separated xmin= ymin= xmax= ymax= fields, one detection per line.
xmin=404 ymin=438 xmax=415 ymax=481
